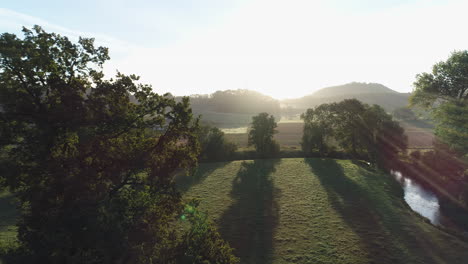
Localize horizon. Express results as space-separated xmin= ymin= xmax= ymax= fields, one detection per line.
xmin=175 ymin=81 xmax=408 ymax=100
xmin=2 ymin=0 xmax=468 ymax=99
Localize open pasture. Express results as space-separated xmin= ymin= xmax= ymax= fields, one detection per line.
xmin=178 ymin=158 xmax=468 ymax=264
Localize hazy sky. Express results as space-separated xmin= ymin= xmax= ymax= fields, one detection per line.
xmin=2 ymin=0 xmax=468 ymax=99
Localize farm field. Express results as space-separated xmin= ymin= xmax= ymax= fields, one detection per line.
xmin=224 ymin=122 xmax=304 ymax=149
xmin=177 ymin=158 xmax=468 ymax=264
xmin=400 ymin=120 xmax=435 ymax=149
xmin=224 ymin=120 xmax=434 ymax=150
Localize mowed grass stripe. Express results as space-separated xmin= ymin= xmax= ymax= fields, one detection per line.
xmin=178 ymin=158 xmax=468 ymax=264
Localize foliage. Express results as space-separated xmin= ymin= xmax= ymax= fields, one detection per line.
xmin=407 ymin=51 xmax=468 ymax=219
xmin=361 ymin=104 xmax=407 ymax=167
xmin=432 ymin=102 xmax=468 ymax=155
xmin=332 ymin=99 xmax=368 ymax=156
xmin=0 ymin=26 xmax=236 ymax=263
xmin=411 ymin=51 xmax=468 ymax=107
xmin=300 ymin=104 xmax=335 ymax=155
xmin=177 ymin=200 xmax=239 ymax=264
xmin=197 ymin=124 xmax=237 ymax=162
xmin=248 ymin=113 xmax=279 ymax=157
xmin=411 ymin=50 xmax=468 ymax=155
xmin=301 ymin=99 xmax=407 ymax=167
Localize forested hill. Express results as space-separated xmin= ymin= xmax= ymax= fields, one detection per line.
xmin=179 ymin=89 xmax=281 ymax=115
xmin=282 ymin=82 xmax=410 ymax=111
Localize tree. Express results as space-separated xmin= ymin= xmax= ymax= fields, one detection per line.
xmin=333 ymin=99 xmax=367 ymax=156
xmin=248 ymin=113 xmax=279 ymax=157
xmin=411 ymin=51 xmax=468 ymax=209
xmin=301 ymin=100 xmax=407 ymax=167
xmin=177 ymin=200 xmax=239 ymax=263
xmin=197 ymin=124 xmax=237 ymax=161
xmin=361 ymin=104 xmax=407 ymax=168
xmin=0 ymin=26 xmax=237 ymax=263
xmin=411 ymin=50 xmax=468 ymax=155
xmin=300 ymin=104 xmax=335 ymax=155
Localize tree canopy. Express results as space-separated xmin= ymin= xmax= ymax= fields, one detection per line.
xmin=300 ymin=104 xmax=335 ymax=155
xmin=301 ymin=99 xmax=407 ymax=168
xmin=197 ymin=124 xmax=237 ymax=161
xmin=411 ymin=51 xmax=468 ymax=154
xmin=248 ymin=113 xmax=279 ymax=157
xmin=411 ymin=51 xmax=468 ymax=107
xmin=0 ymin=26 xmax=237 ymax=263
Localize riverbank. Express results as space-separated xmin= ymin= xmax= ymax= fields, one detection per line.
xmin=391 ymin=158 xmax=468 ymax=233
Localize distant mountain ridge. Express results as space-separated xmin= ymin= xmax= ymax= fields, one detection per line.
xmin=311 ymin=82 xmax=398 ymax=97
xmin=179 ymin=83 xmax=410 ymax=126
xmin=282 ymin=82 xmax=410 ymax=111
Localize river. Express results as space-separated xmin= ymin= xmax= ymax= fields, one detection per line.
xmin=391 ymin=170 xmax=443 ymax=225
xmin=391 ymin=170 xmax=468 ymax=235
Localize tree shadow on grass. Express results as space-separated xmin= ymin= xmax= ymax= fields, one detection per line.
xmin=218 ymin=159 xmax=281 ymax=264
xmin=305 ymin=158 xmax=425 ymax=263
xmin=175 ymin=162 xmax=229 ymax=193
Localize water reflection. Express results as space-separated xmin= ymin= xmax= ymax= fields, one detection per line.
xmin=391 ymin=170 xmax=441 ymax=225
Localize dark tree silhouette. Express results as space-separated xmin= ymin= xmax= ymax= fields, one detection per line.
xmin=248 ymin=113 xmax=279 ymax=157
xmin=0 ymin=26 xmax=237 ymax=263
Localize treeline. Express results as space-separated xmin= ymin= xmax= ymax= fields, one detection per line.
xmin=196 ymin=112 xmax=280 ymax=162
xmin=182 ymin=89 xmax=281 ymax=115
xmin=197 ymin=100 xmax=408 ymax=167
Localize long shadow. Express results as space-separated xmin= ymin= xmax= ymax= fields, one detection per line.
xmin=218 ymin=159 xmax=281 ymax=264
xmin=305 ymin=158 xmax=427 ymax=263
xmin=175 ymin=162 xmax=229 ymax=193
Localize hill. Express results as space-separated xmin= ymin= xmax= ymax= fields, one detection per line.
xmin=282 ymin=82 xmax=410 ymax=112
xmin=177 ymin=158 xmax=468 ymax=264
xmin=180 ymin=83 xmax=409 ymax=127
xmin=311 ymin=82 xmax=397 ymax=97
xmin=185 ymin=89 xmax=280 ymax=114
xmin=179 ymin=89 xmax=281 ymax=127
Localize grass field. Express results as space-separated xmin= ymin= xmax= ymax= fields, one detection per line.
xmin=177 ymin=158 xmax=468 ymax=264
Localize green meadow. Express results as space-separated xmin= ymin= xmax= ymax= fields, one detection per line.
xmin=177 ymin=158 xmax=468 ymax=264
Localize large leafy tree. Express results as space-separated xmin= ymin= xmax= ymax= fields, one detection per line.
xmin=361 ymin=104 xmax=407 ymax=167
xmin=248 ymin=113 xmax=279 ymax=157
xmin=197 ymin=124 xmax=237 ymax=161
xmin=0 ymin=26 xmax=237 ymax=263
xmin=411 ymin=50 xmax=468 ymax=154
xmin=300 ymin=104 xmax=335 ymax=155
xmin=333 ymin=99 xmax=368 ymax=156
xmin=410 ymin=51 xmax=468 ymax=210
xmin=301 ymin=100 xmax=406 ymax=168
